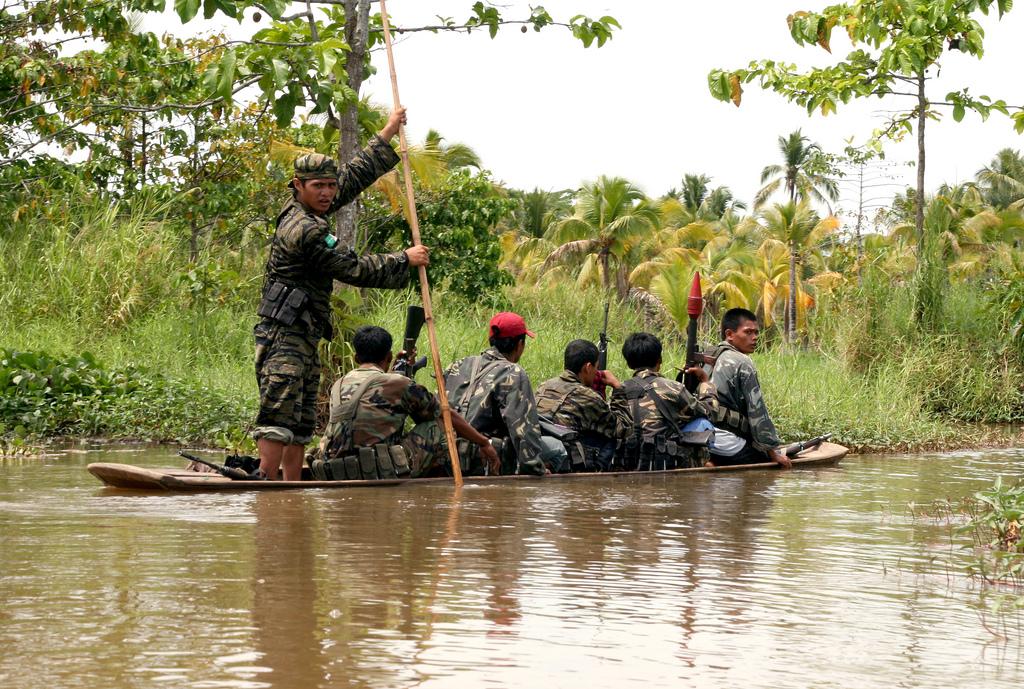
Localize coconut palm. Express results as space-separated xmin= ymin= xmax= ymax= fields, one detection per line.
xmin=508 ymin=187 xmax=573 ymax=238
xmin=669 ymin=173 xmax=747 ymax=221
xmin=758 ymin=201 xmax=840 ymax=342
xmin=976 ymin=148 xmax=1024 ymax=210
xmin=542 ymin=176 xmax=659 ymax=299
xmin=756 ymin=129 xmax=839 ymax=210
xmin=423 ymin=129 xmax=482 ymax=170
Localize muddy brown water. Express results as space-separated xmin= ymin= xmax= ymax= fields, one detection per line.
xmin=1 ymin=447 xmax=1023 ymax=688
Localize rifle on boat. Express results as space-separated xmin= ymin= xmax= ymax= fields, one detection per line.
xmin=179 ymin=451 xmax=258 ymax=480
xmin=393 ymin=304 xmax=428 ymax=379
xmin=783 ymin=433 xmax=832 ymax=457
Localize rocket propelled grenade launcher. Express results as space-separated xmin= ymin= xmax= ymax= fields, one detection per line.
xmin=683 ymin=272 xmax=704 ymax=393
xmin=394 ymin=304 xmax=427 ymax=378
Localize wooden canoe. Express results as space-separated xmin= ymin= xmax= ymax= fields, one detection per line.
xmin=87 ymin=441 xmax=848 ymax=491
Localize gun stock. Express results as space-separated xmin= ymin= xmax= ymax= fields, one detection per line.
xmin=179 ymin=451 xmax=252 ymax=480
xmin=783 ymin=433 xmax=833 ymax=458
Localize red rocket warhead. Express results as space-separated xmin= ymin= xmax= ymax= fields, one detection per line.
xmin=687 ymin=272 xmax=702 ymax=318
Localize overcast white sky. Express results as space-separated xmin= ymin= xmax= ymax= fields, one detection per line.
xmin=144 ymin=1 xmax=1024 ymax=221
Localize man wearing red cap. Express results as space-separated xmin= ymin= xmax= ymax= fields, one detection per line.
xmin=442 ymin=312 xmax=552 ymax=475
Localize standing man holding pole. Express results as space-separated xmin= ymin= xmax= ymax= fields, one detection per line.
xmin=253 ymin=108 xmax=430 ymax=481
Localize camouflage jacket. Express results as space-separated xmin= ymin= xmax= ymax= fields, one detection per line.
xmin=443 ymin=347 xmax=545 ymax=464
xmin=321 ymin=365 xmax=440 ymax=458
xmin=709 ymin=341 xmax=781 ymax=452
xmin=535 ymin=370 xmax=627 ymax=441
xmin=609 ymin=368 xmax=718 ymax=442
xmin=263 ymin=136 xmax=409 ymax=338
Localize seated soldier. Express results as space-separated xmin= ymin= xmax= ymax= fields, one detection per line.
xmin=706 ymin=308 xmax=792 ymax=469
xmin=609 ymin=332 xmax=717 ymax=470
xmin=444 ymin=312 xmax=558 ymax=476
xmin=319 ymin=325 xmax=499 ymax=479
xmin=535 ymin=339 xmax=627 ymax=471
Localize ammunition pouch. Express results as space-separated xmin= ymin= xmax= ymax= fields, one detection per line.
xmin=711 ymin=405 xmax=750 ymax=437
xmin=311 ymin=443 xmax=411 ymax=481
xmin=258 ymin=280 xmax=314 ymax=330
xmin=629 ymin=433 xmax=707 ymax=471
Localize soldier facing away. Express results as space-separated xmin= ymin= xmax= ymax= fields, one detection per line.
xmin=318 ymin=325 xmax=499 ymax=478
xmin=706 ymin=308 xmax=792 ymax=469
xmin=443 ymin=312 xmax=559 ymax=476
xmin=535 ymin=339 xmax=627 ymax=471
xmin=253 ymin=107 xmax=430 ymax=481
xmin=609 ymin=332 xmax=718 ymax=470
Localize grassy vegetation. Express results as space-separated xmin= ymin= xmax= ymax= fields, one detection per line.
xmin=1 ymin=194 xmax=1022 ymax=453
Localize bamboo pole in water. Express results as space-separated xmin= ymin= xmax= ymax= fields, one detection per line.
xmin=378 ymin=0 xmax=464 ymax=487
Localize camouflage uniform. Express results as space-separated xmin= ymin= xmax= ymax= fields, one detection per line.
xmin=535 ymin=370 xmax=627 ymax=471
xmin=609 ymin=369 xmax=718 ymax=470
xmin=708 ymin=341 xmax=781 ymax=457
xmin=443 ymin=347 xmax=547 ymax=474
xmin=319 ymin=366 xmax=450 ymax=477
xmin=253 ymin=138 xmax=410 ymax=445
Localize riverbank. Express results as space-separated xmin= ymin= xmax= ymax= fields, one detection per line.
xmin=4 ymin=287 xmax=1023 ymax=456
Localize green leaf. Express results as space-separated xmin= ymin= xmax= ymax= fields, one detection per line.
xmin=953 ymin=102 xmax=965 ymax=122
xmin=274 ymin=94 xmax=296 ymax=127
xmin=216 ymin=49 xmax=237 ymax=101
xmin=174 ymin=0 xmax=201 ymax=22
xmin=271 ymin=58 xmax=289 ymax=88
xmin=260 ymin=0 xmax=288 ymax=19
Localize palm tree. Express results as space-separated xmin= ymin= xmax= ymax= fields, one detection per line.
xmin=423 ymin=129 xmax=482 ymax=170
xmin=508 ymin=187 xmax=573 ymax=238
xmin=673 ymin=173 xmax=747 ymax=220
xmin=542 ymin=176 xmax=659 ymax=299
xmin=975 ymin=148 xmax=1024 ymax=210
xmin=756 ymin=129 xmax=839 ymax=210
xmin=758 ymin=201 xmax=839 ymax=342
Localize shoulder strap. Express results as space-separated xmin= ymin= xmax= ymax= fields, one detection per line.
xmin=330 ymin=371 xmax=385 ymax=425
xmin=707 ymin=343 xmax=731 ymax=374
xmin=456 ymin=358 xmax=503 ymax=415
xmin=643 ymin=381 xmax=685 ymax=438
xmin=549 ymin=380 xmax=578 ymax=417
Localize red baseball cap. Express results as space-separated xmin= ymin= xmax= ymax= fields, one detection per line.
xmin=489 ymin=312 xmax=535 ymax=338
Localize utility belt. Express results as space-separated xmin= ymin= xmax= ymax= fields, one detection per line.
xmin=623 ymin=433 xmax=708 ymax=471
xmin=310 ymin=444 xmax=411 ymax=481
xmin=258 ymin=280 xmax=328 ymax=338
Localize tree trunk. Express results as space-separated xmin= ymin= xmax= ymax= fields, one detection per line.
xmin=336 ymin=0 xmax=372 ymax=249
xmin=139 ymin=115 xmax=148 ymax=187
xmin=121 ymin=121 xmax=134 ymax=192
xmin=855 ymin=162 xmax=864 ymax=286
xmin=600 ymin=250 xmax=611 ymax=292
xmin=787 ymin=246 xmax=797 ymax=344
xmin=190 ymin=216 xmax=199 ymax=263
xmin=913 ymin=69 xmax=928 ymax=324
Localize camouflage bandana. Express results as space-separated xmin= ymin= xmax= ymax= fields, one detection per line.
xmin=293 ymin=153 xmax=339 ymax=180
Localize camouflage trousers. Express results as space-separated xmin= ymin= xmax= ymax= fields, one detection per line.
xmin=402 ymin=420 xmax=451 ymax=478
xmin=252 ymin=320 xmax=320 ymax=445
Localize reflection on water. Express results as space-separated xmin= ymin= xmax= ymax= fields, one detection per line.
xmin=1 ymin=447 xmax=1023 ymax=688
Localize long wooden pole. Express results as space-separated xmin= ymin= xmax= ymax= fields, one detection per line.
xmin=378 ymin=0 xmax=464 ymax=487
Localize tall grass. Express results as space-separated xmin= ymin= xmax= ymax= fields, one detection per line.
xmin=1 ymin=194 xmax=1021 ymax=451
